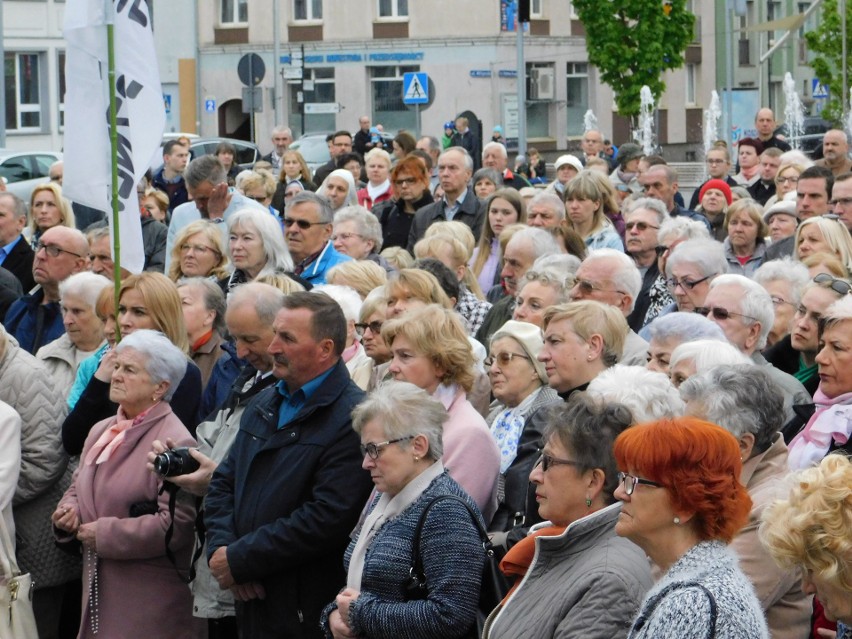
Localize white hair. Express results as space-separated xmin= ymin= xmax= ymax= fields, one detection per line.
xmin=584 ymin=248 xmax=643 ymax=311
xmin=669 ymin=338 xmax=753 ymax=376
xmin=665 ymin=238 xmax=727 ymax=278
xmin=59 ymin=272 xmax=111 ymax=309
xmin=587 ymin=365 xmax=684 ymax=423
xmin=114 ymin=330 xmax=187 ymax=402
xmin=482 ymin=141 xmax=508 ymax=160
xmin=709 ymin=274 xmax=774 ymax=350
xmin=312 ymin=284 xmax=362 ymax=323
xmin=658 ymin=217 xmax=711 ymax=245
xmin=752 ymin=257 xmax=811 ymax=307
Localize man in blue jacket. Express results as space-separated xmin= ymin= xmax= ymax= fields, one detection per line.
xmin=205 ymin=291 xmax=372 ymax=639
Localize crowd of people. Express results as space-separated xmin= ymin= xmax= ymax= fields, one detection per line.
xmin=0 ymin=107 xmax=850 ymax=639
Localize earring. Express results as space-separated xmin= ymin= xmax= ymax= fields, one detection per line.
xmin=587 ymin=355 xmax=593 ymax=362
xmin=585 ymin=496 xmax=592 ymax=507
xmin=673 ymin=516 xmax=681 ymax=525
xmin=414 ymin=456 xmax=420 ymax=462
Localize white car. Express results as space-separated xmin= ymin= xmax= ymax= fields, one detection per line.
xmin=0 ymin=149 xmax=63 ymax=205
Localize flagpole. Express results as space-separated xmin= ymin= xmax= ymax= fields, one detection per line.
xmin=107 ymin=17 xmax=122 ymax=342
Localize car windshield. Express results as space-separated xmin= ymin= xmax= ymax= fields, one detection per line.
xmin=290 ymin=137 xmax=330 ymax=165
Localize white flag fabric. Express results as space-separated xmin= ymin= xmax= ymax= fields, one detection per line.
xmin=62 ymin=0 xmax=165 ymax=274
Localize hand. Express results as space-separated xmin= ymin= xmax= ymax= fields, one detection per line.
xmin=335 ymin=588 xmax=360 ymax=628
xmin=329 ymin=609 xmax=356 ymax=639
xmin=77 ymin=522 xmax=98 ymax=550
xmin=209 ymin=546 xmax=235 ymax=589
xmin=816 ymin=630 xmax=837 ymax=639
xmin=207 ymin=183 xmax=230 ymax=219
xmin=230 ymin=582 xmax=266 ymax=602
xmin=51 ymin=504 xmax=80 ymax=534
xmin=147 ymin=439 xmax=217 ymax=497
xmin=93 ymin=349 xmax=118 ymax=383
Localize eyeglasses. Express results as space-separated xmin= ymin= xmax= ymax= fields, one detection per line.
xmin=179 ymin=243 xmax=220 ymax=256
xmin=36 ymin=242 xmax=83 ymax=259
xmin=535 ymin=451 xmax=583 ymax=472
xmin=625 ymin=221 xmax=660 ymax=232
xmin=484 ymin=351 xmax=531 ymax=368
xmin=654 ymin=245 xmax=670 ymax=257
xmin=706 ymin=159 xmax=727 ymax=165
xmin=830 ymin=197 xmax=852 ymax=208
xmin=360 ymin=436 xmax=414 ymax=460
xmin=813 ymin=273 xmax=852 ymax=296
xmin=695 ymin=306 xmax=758 ymax=322
xmin=394 ymin=177 xmax=417 ymax=187
xmin=283 ymin=217 xmax=327 ymax=230
xmin=775 ymin=176 xmax=799 ymax=185
xmin=617 ymin=472 xmax=662 ymax=496
xmin=574 ymin=279 xmax=625 ymax=296
xmin=354 ymin=320 xmax=384 ymax=337
xmin=331 ymin=232 xmax=364 ymax=242
xmin=665 ymin=274 xmax=713 ymax=291
xmin=770 ymin=295 xmax=795 ymax=308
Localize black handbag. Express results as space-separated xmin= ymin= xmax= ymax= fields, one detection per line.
xmin=404 ymin=495 xmax=506 ymax=638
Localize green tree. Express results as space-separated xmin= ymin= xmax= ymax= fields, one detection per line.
xmin=572 ymin=0 xmax=695 ymax=117
xmin=805 ymin=0 xmax=852 ymax=126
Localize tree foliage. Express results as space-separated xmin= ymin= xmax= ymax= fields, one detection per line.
xmin=572 ymin=0 xmax=695 ymax=117
xmin=805 ymin=0 xmax=852 ymax=126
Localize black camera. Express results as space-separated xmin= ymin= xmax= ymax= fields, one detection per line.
xmin=153 ymin=447 xmax=200 ymax=477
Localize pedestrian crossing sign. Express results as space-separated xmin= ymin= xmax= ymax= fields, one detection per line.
xmin=403 ymin=72 xmax=429 ymax=105
xmin=812 ymin=80 xmax=829 ymax=99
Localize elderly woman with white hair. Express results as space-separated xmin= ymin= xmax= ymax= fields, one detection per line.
xmin=668 ymin=338 xmax=753 ymax=388
xmin=753 ymin=257 xmax=811 ymax=347
xmin=681 ymin=365 xmax=811 ymax=639
xmin=512 ymin=263 xmax=576 ymax=329
xmin=318 ymin=169 xmax=358 ymax=213
xmin=219 ymin=207 xmax=299 ymax=294
xmin=485 ymin=320 xmax=560 ymax=534
xmin=52 ymin=330 xmax=197 ymax=639
xmin=331 ymin=205 xmax=389 ymax=268
xmin=313 ymin=284 xmax=372 ymax=390
xmin=356 ymin=148 xmax=392 ymax=209
xmin=37 ymin=271 xmax=111 ymax=398
xmin=644 ymin=311 xmax=727 ymax=374
xmin=587 ymin=364 xmax=684 ymax=422
xmin=663 ymin=237 xmax=728 ymax=313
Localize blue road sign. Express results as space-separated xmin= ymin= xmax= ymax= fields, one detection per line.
xmin=403 ymin=72 xmax=429 ymax=105
xmin=205 ymin=98 xmax=216 ymax=113
xmin=163 ymin=94 xmax=172 ymax=114
xmin=812 ymin=79 xmax=829 ymax=99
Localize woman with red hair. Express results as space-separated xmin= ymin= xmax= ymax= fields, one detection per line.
xmin=613 ymin=418 xmax=769 ymax=639
xmin=372 ymin=155 xmax=434 ymax=250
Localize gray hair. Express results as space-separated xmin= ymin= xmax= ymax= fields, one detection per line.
xmin=271 ymin=125 xmax=292 ymax=137
xmin=482 ymin=141 xmax=508 ymax=160
xmin=227 ymin=208 xmax=294 ymax=274
xmin=710 ymin=274 xmax=774 ymax=350
xmin=441 ymin=147 xmax=474 ymax=172
xmin=752 ymin=257 xmax=811 ymax=307
xmin=114 ymin=330 xmax=187 ymax=402
xmin=532 ymin=253 xmax=581 ymax=278
xmin=333 ymin=205 xmax=383 ymax=252
xmin=226 ymin=282 xmax=286 ymax=324
xmin=587 ymin=365 xmax=684 ymax=423
xmin=625 ymin=197 xmax=670 ymax=226
xmin=527 ymin=192 xmax=566 ymax=221
xmin=87 ymin=226 xmax=111 ymax=243
xmin=680 ymin=365 xmax=784 ymax=455
xmin=352 ymin=381 xmax=446 ymax=460
xmin=178 ymin=277 xmax=227 ymax=335
xmin=669 ymin=339 xmax=753 ymax=374
xmin=287 ymin=190 xmax=334 ymax=224
xmin=59 ymin=271 xmax=111 ymax=309
xmin=185 ymin=155 xmax=227 ymax=189
xmin=421 ymin=136 xmax=441 ymax=152
xmin=821 ymin=294 xmax=852 ymax=329
xmin=312 ymin=284 xmax=362 ymax=324
xmin=472 ymin=167 xmax=503 ymax=188
xmin=665 ymin=238 xmax=727 ymax=279
xmin=584 ymin=248 xmax=643 ymax=311
xmin=519 ymin=266 xmax=574 ymax=304
xmin=647 ymin=311 xmax=727 ymax=344
xmin=0 ymin=192 xmax=27 ymax=221
xmin=658 ymin=217 xmax=711 ymax=245
xmin=509 ymin=227 xmax=561 ymax=261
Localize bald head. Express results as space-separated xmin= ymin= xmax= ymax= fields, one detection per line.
xmin=33 ymin=225 xmax=88 ymax=298
xmin=755 ymin=108 xmax=776 ymax=139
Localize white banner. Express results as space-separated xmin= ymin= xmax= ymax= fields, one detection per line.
xmin=63 ymin=0 xmax=165 ymax=274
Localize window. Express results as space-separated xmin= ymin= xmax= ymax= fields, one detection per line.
xmin=221 ymin=0 xmax=248 ymax=24
xmin=288 ymin=68 xmax=335 ymax=136
xmin=530 ymin=0 xmax=542 ymax=17
xmin=58 ymin=51 xmax=66 ymax=130
xmin=378 ymin=0 xmax=408 ymax=18
xmin=294 ymin=0 xmax=322 ymax=20
xmin=685 ymin=64 xmax=696 ymax=106
xmin=370 ymin=65 xmax=419 ymax=134
xmin=526 ymin=63 xmax=554 ymax=137
xmin=565 ymin=62 xmax=588 ymax=137
xmin=5 ymin=53 xmax=42 ymax=132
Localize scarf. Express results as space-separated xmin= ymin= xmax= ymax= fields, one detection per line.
xmin=342 ymin=341 xmax=360 ymax=364
xmin=367 ymin=179 xmax=390 ymax=203
xmin=191 ymin=329 xmax=214 ymax=354
xmin=491 ymin=388 xmax=543 ymax=473
xmin=346 ymin=461 xmax=444 ymax=591
xmin=84 ymin=403 xmax=159 ymax=466
xmin=499 ymin=525 xmax=565 ymax=602
xmin=788 ymin=388 xmax=852 ymax=469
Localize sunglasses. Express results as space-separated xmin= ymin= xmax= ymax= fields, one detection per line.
xmin=665 ymin=274 xmax=712 ymax=291
xmin=574 ymin=279 xmax=625 ymax=296
xmin=695 ymin=306 xmax=758 ymax=322
xmin=484 ymin=351 xmax=530 ymax=368
xmin=813 ymin=273 xmax=852 ymax=296
xmin=625 ymin=221 xmax=660 ymax=232
xmin=354 ymin=320 xmax=384 ymax=337
xmin=283 ymin=217 xmax=327 ymax=230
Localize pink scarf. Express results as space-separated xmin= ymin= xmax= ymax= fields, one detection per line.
xmin=84 ymin=403 xmax=159 ymax=466
xmin=342 ymin=341 xmax=361 ymax=364
xmin=788 ymin=388 xmax=852 ymax=470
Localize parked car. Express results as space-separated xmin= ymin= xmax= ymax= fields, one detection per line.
xmin=0 ymin=149 xmax=63 ymax=204
xmin=774 ymin=117 xmax=831 ymax=160
xmin=289 ymin=131 xmax=395 ymax=174
xmin=188 ymin=137 xmax=261 ymax=169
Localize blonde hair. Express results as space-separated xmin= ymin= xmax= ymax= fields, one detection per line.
xmin=380 ymin=246 xmax=414 ymax=270
xmin=724 ymin=198 xmax=768 ymax=240
xmin=364 ymin=147 xmax=392 ymax=168
xmin=795 ymin=216 xmax=852 ymax=273
xmin=30 ymin=182 xmax=75 ymax=234
xmin=413 ymin=233 xmax=485 ymax=299
xmin=425 ymin=221 xmax=476 ymax=256
xmin=386 ymin=269 xmax=452 ymax=309
xmin=240 ymin=169 xmax=277 ymax=198
xmin=800 ymin=251 xmax=850 ymax=279
xmin=119 ymin=272 xmax=189 ymax=354
xmin=254 ymin=272 xmax=306 ymax=294
xmin=167 ymin=220 xmax=230 ymax=282
xmin=326 ymin=260 xmax=388 ymax=299
xmin=279 ymin=150 xmax=312 ymax=183
xmin=542 ymin=300 xmax=627 ymax=367
xmin=143 ymin=189 xmax=170 ymax=217
xmin=563 ymin=171 xmax=619 ymax=238
xmin=382 ymin=304 xmax=475 ymax=392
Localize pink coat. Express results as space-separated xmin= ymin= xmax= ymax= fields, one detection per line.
xmin=57 ymin=402 xmax=197 ymax=639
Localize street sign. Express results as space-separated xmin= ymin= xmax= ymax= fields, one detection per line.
xmin=163 ymin=94 xmax=172 ymax=114
xmin=205 ymin=98 xmax=216 ymax=113
xmin=238 ymin=53 xmax=266 ymax=87
xmin=304 ymin=103 xmax=340 ymax=114
xmin=812 ymin=79 xmax=829 ymax=99
xmin=282 ymin=66 xmax=303 ymax=80
xmin=241 ymin=87 xmax=263 ymax=113
xmin=403 ymin=72 xmax=429 ymax=105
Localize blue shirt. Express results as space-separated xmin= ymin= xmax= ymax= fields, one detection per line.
xmin=275 ymin=366 xmax=335 ymax=428
xmin=0 ymin=234 xmax=22 ymax=267
xmin=443 ymin=188 xmax=469 ymax=221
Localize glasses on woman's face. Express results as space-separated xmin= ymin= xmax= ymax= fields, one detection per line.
xmin=535 ymin=451 xmax=582 ymax=472
xmin=484 ymin=351 xmax=530 ymax=368
xmin=355 ymin=320 xmax=384 ymax=338
xmin=394 ymin=177 xmax=417 ymax=187
xmin=617 ymin=472 xmax=662 ymax=496
xmin=813 ymin=273 xmax=852 ymax=296
xmin=775 ymin=175 xmax=799 ymax=185
xmin=665 ymin=274 xmax=712 ymax=292
xmin=179 ymin=243 xmax=219 ymax=257
xmin=360 ymin=436 xmax=414 ymax=460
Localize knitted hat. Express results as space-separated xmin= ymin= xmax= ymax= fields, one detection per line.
xmin=490 ymin=320 xmax=548 ymax=383
xmin=554 ymin=154 xmax=584 ymax=173
xmin=493 ymin=125 xmax=504 ymax=134
xmin=699 ymin=179 xmax=733 ymax=206
xmin=763 ymin=199 xmax=799 ymax=223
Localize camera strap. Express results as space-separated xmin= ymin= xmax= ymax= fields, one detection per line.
xmin=160 ymin=481 xmax=206 ymax=584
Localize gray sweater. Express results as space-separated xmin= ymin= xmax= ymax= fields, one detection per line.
xmin=627 ymin=540 xmax=769 ymax=639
